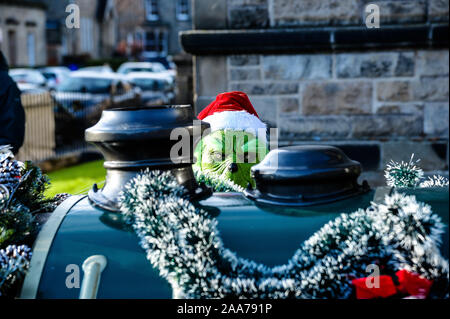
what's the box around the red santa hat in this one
[197,91,266,135]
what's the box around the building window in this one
[27,32,35,66]
[7,30,17,66]
[144,29,167,57]
[176,0,190,21]
[134,30,145,47]
[145,0,159,21]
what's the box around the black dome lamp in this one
[85,105,211,212]
[244,145,370,207]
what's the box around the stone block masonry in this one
[212,49,447,184]
[227,0,448,28]
[219,50,449,142]
[190,0,449,185]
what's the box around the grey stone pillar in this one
[192,0,227,29]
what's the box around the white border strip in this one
[20,195,86,299]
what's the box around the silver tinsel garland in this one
[1,144,70,296]
[119,169,449,299]
[420,175,450,188]
[0,145,22,191]
[385,154,424,188]
[384,153,449,189]
[0,245,31,296]
[193,166,244,193]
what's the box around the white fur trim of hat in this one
[201,110,267,137]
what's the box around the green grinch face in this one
[193,130,268,188]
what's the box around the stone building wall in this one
[0,1,47,66]
[159,1,192,56]
[225,50,448,139]
[116,0,146,43]
[76,0,101,58]
[187,0,449,185]
[116,0,192,56]
[193,0,449,29]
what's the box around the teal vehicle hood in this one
[21,187,449,299]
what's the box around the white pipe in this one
[79,255,107,299]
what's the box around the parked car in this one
[77,65,114,73]
[117,61,166,74]
[52,70,136,114]
[16,82,48,94]
[143,56,177,78]
[51,71,139,148]
[9,68,47,87]
[117,62,176,81]
[38,66,71,89]
[126,72,175,105]
[144,56,176,70]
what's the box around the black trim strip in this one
[180,24,449,55]
[0,0,47,10]
[432,25,450,46]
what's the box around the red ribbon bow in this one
[352,269,433,299]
